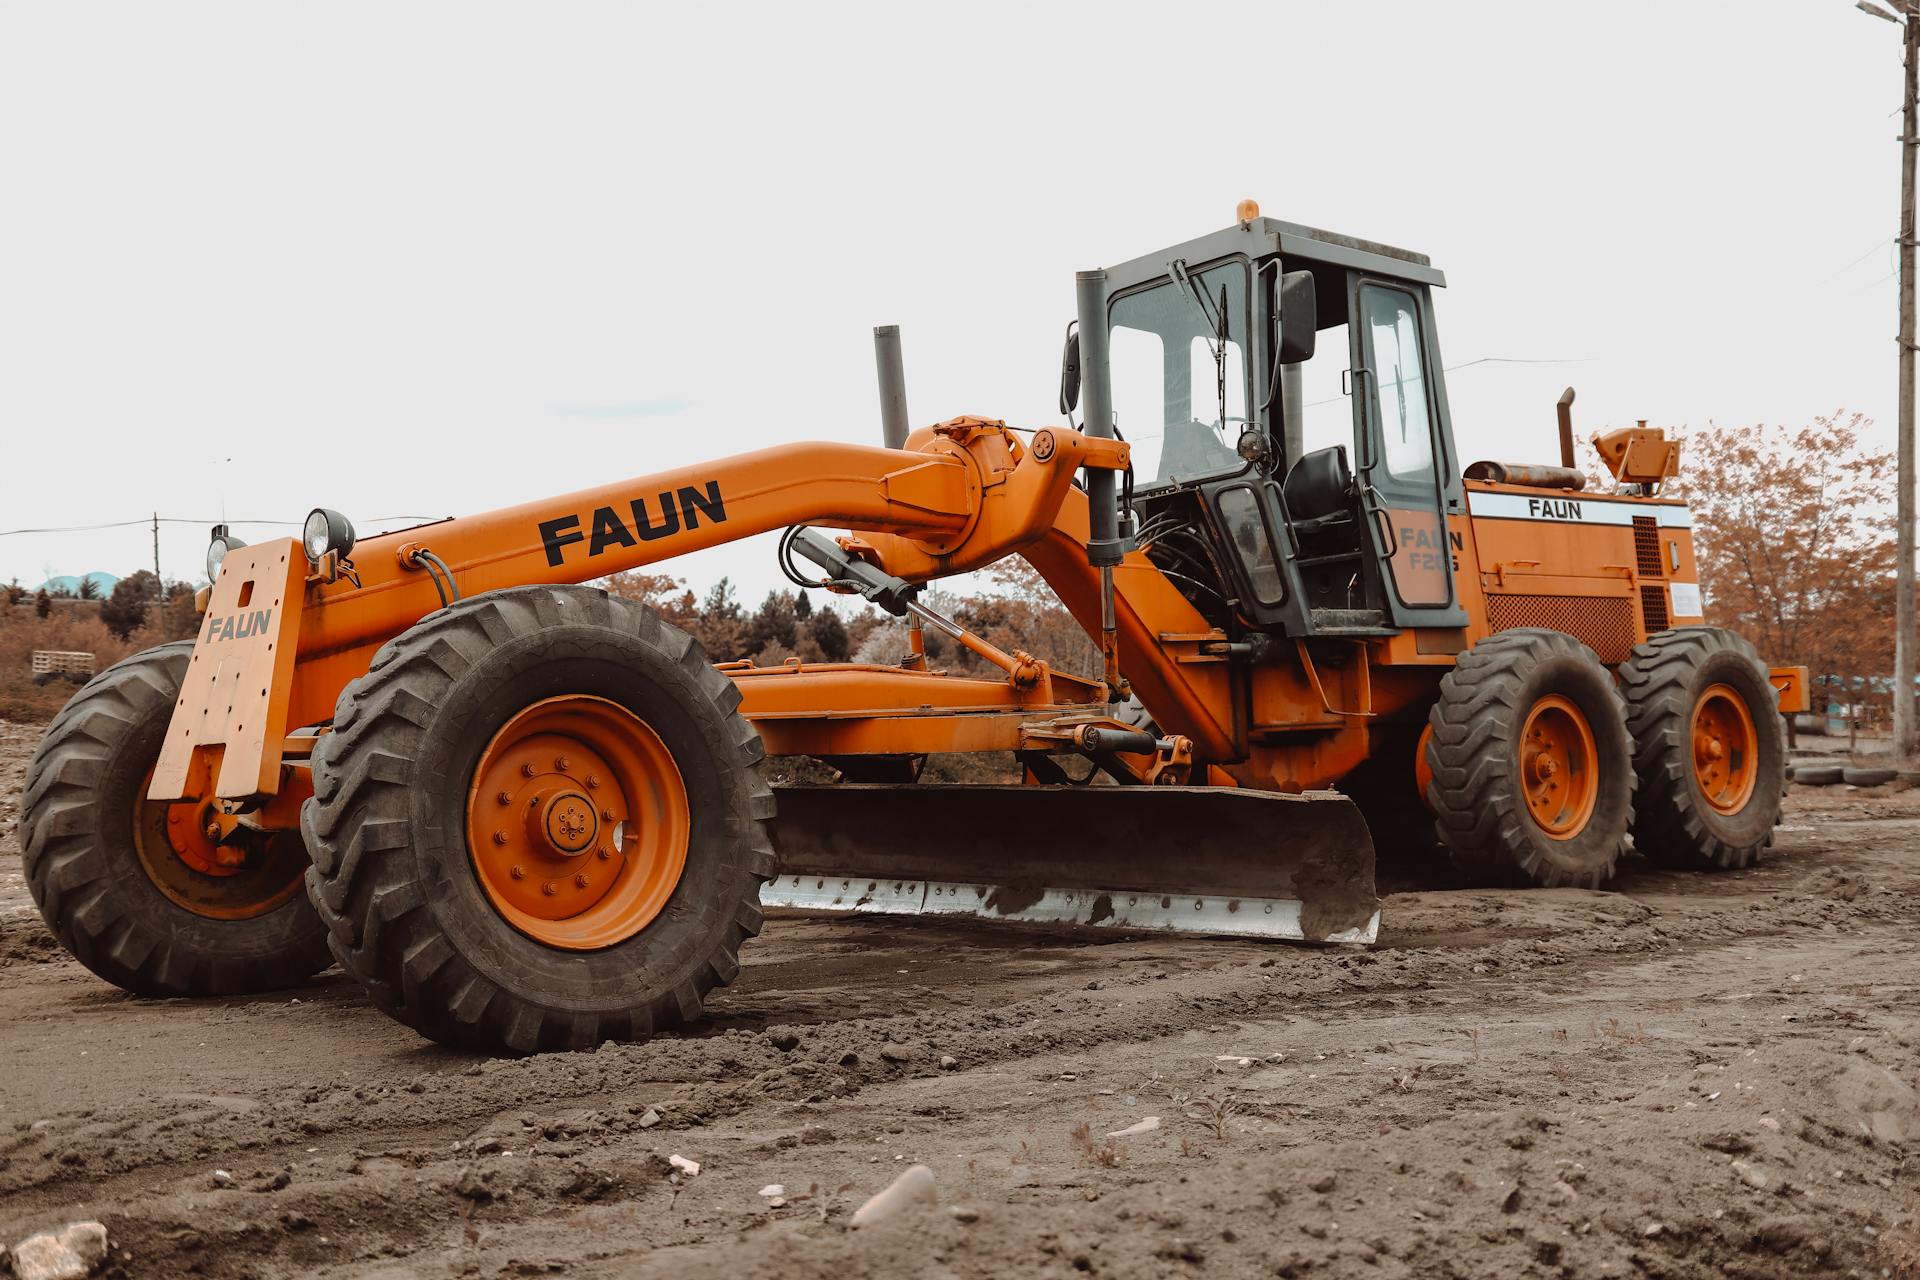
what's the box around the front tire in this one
[1619,627,1784,869]
[301,586,775,1054]
[1425,629,1635,888]
[21,642,330,995]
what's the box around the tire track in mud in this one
[3,850,1908,1280]
[5,744,1917,1278]
[40,900,1920,1280]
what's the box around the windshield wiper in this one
[1167,259,1231,434]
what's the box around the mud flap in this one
[764,784,1379,943]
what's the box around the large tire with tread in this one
[21,641,330,995]
[1619,627,1784,869]
[301,585,774,1054]
[1425,629,1635,888]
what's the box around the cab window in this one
[1358,285,1435,485]
[1108,261,1252,487]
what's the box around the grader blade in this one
[764,784,1380,943]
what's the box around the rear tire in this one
[301,586,775,1054]
[1620,627,1784,869]
[21,642,330,995]
[1425,629,1635,888]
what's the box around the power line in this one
[0,514,445,539]
[1303,354,1594,408]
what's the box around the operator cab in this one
[1066,208,1468,640]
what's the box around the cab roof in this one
[1104,216,1445,292]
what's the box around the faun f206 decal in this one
[539,481,728,567]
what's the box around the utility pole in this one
[1858,0,1920,761]
[152,512,164,611]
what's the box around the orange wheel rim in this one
[466,695,689,951]
[132,765,306,920]
[1691,683,1757,815]
[1518,694,1599,840]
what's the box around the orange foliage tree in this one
[1669,412,1895,734]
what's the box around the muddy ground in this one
[2,718,1918,1279]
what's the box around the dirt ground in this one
[2,718,1918,1280]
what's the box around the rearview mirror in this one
[1275,270,1317,365]
[1058,324,1081,415]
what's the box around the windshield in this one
[1108,261,1251,488]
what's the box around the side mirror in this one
[1058,324,1082,415]
[1275,270,1317,365]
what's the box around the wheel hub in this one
[466,696,689,950]
[1518,694,1599,840]
[1691,683,1757,815]
[135,767,307,920]
[530,788,599,857]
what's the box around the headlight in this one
[206,525,247,583]
[302,508,356,565]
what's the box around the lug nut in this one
[496,790,512,805]
[597,846,612,860]
[521,763,536,778]
[510,865,525,880]
[542,881,557,896]
[555,755,571,772]
[602,808,615,822]
[492,831,509,845]
[574,872,589,889]
[585,774,600,790]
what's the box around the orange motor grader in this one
[21,207,1807,1053]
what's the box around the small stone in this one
[950,1205,980,1224]
[879,1042,914,1064]
[758,1183,786,1198]
[637,1107,661,1130]
[1549,1180,1579,1206]
[10,1234,86,1280]
[1642,1222,1665,1238]
[1310,1174,1337,1194]
[472,1137,502,1154]
[1500,1187,1521,1213]
[1731,1159,1769,1190]
[1106,1116,1161,1139]
[669,1154,700,1177]
[851,1164,936,1227]
[939,1055,958,1071]
[12,1222,109,1280]
[209,1169,236,1189]
[1757,1117,1781,1131]
[768,1030,801,1053]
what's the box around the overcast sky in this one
[0,1,1907,601]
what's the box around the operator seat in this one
[1281,443,1372,621]
[1283,444,1356,531]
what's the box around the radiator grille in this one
[1486,593,1637,664]
[1633,517,1663,577]
[1640,584,1669,634]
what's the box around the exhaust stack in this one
[1073,273,1123,566]
[874,325,910,450]
[1557,386,1577,469]
[1074,270,1127,702]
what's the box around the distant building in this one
[36,572,119,596]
